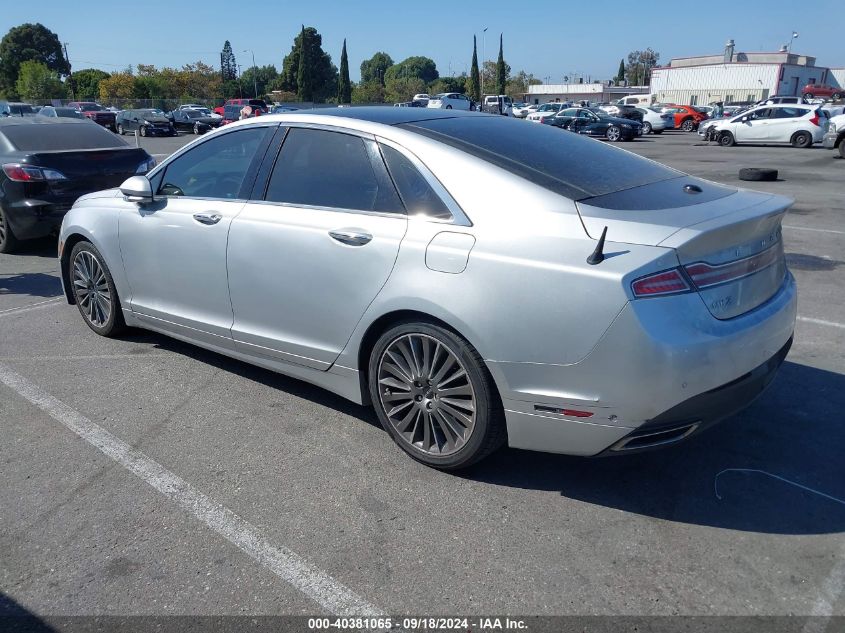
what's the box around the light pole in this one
[481,27,488,96]
[243,49,257,98]
[787,31,798,55]
[237,64,243,98]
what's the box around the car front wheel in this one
[642,121,652,134]
[193,123,201,135]
[139,126,147,137]
[681,118,696,132]
[117,124,124,135]
[718,131,736,147]
[368,321,506,470]
[69,241,126,337]
[605,125,621,141]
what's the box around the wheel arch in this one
[59,231,94,304]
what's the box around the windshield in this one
[1,122,128,151]
[139,109,164,118]
[401,116,678,200]
[79,104,104,112]
[184,111,203,119]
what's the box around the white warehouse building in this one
[650,41,841,105]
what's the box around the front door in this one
[228,126,408,370]
[735,107,772,142]
[119,125,275,347]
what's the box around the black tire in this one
[681,118,696,132]
[739,167,778,182]
[804,93,814,100]
[193,122,200,135]
[653,129,663,135]
[445,105,452,109]
[833,93,842,100]
[0,206,20,254]
[117,123,124,135]
[642,121,652,134]
[68,241,126,337]
[368,321,506,470]
[139,126,147,137]
[839,140,845,159]
[605,125,622,142]
[791,131,812,148]
[719,131,736,147]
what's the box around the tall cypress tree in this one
[338,39,351,104]
[616,58,625,83]
[495,34,506,95]
[220,40,237,81]
[296,25,313,101]
[467,35,480,103]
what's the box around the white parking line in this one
[0,363,383,617]
[784,225,845,236]
[0,297,63,316]
[797,316,845,330]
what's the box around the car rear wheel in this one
[69,241,126,337]
[833,93,842,100]
[369,322,506,470]
[791,131,812,148]
[719,131,736,147]
[117,124,124,135]
[0,207,20,254]
[605,125,621,142]
[681,118,696,132]
[642,121,652,134]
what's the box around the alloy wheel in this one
[642,121,652,134]
[377,333,476,456]
[72,250,112,327]
[606,126,621,141]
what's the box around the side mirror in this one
[120,176,153,203]
[741,116,750,122]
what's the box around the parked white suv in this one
[703,104,825,148]
[426,93,472,110]
[525,102,565,123]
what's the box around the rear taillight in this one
[2,163,67,182]
[631,269,691,297]
[683,245,780,289]
[810,112,820,126]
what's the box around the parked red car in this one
[66,102,117,131]
[212,98,268,116]
[801,84,844,100]
[665,105,708,132]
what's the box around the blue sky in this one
[4,1,842,82]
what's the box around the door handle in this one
[329,229,373,246]
[193,212,222,225]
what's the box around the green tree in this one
[281,26,337,102]
[384,76,426,104]
[351,79,385,103]
[15,60,64,101]
[430,76,466,95]
[505,70,540,97]
[495,34,506,95]
[337,39,351,104]
[99,72,136,102]
[71,68,110,100]
[220,40,237,82]
[360,52,393,85]
[295,25,312,101]
[467,35,480,103]
[625,48,659,86]
[616,58,625,84]
[384,56,438,85]
[240,65,278,98]
[0,23,70,98]
[481,60,510,95]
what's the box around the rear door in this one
[227,125,408,370]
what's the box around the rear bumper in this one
[492,272,797,456]
[823,131,840,149]
[2,198,71,239]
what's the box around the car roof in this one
[292,106,479,126]
[0,116,92,128]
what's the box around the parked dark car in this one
[36,106,86,119]
[269,105,299,114]
[1,102,37,117]
[66,102,117,131]
[546,107,594,129]
[115,109,177,136]
[169,108,221,134]
[615,104,644,123]
[213,98,268,116]
[0,118,154,253]
[567,109,643,141]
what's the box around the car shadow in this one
[0,592,57,632]
[5,236,57,258]
[0,272,63,298]
[462,360,845,535]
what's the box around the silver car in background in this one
[59,109,796,469]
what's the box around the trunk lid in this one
[576,176,790,320]
[27,148,148,199]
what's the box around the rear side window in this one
[380,144,451,220]
[158,127,270,199]
[0,122,127,151]
[265,128,402,213]
[773,107,809,118]
[402,116,678,200]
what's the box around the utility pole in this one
[63,42,75,101]
[243,49,257,98]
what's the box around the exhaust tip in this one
[610,422,700,452]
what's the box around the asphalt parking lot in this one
[1,127,844,627]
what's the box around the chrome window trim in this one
[375,136,472,227]
[240,199,409,221]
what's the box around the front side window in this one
[750,108,772,120]
[157,127,270,199]
[380,144,451,221]
[265,128,402,213]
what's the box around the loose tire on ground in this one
[739,168,778,182]
[368,321,506,470]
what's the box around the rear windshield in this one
[1,123,128,151]
[401,116,678,200]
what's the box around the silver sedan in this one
[58,108,796,469]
